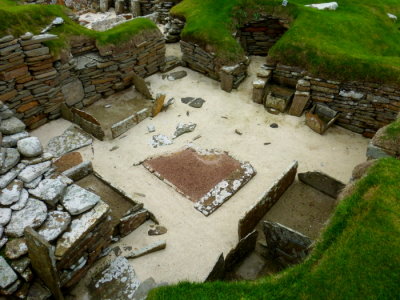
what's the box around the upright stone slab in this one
[24,227,64,300]
[288,91,310,116]
[132,73,153,99]
[298,171,345,198]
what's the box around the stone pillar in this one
[130,0,141,16]
[24,227,64,300]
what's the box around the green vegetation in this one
[0,0,156,53]
[171,0,400,83]
[383,118,400,139]
[148,157,400,299]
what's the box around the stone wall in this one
[0,29,165,130]
[139,0,181,22]
[252,63,400,137]
[238,17,288,56]
[180,40,249,90]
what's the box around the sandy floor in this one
[32,52,369,294]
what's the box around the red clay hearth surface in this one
[143,148,256,216]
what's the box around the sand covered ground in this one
[32,52,369,296]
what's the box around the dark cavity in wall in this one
[238,17,288,56]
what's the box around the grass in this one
[0,0,157,54]
[148,157,400,299]
[383,118,400,140]
[171,0,400,84]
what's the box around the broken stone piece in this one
[148,226,167,236]
[150,134,173,148]
[61,184,100,215]
[0,256,18,289]
[17,137,43,158]
[173,122,197,139]
[29,178,67,206]
[125,240,166,259]
[38,211,71,242]
[10,257,30,274]
[270,123,279,128]
[189,98,205,108]
[2,131,30,147]
[5,198,47,237]
[0,148,20,175]
[181,97,195,104]
[5,237,28,260]
[147,125,156,133]
[167,70,187,81]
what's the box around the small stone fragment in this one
[109,146,119,152]
[167,70,187,81]
[5,238,28,260]
[61,184,100,215]
[235,129,243,135]
[181,97,195,104]
[173,122,196,139]
[189,98,205,108]
[150,134,173,148]
[147,125,156,133]
[17,137,43,158]
[270,123,279,128]
[148,226,167,236]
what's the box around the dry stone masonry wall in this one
[0,29,165,130]
[252,62,400,136]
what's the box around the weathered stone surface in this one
[62,161,93,181]
[18,161,52,183]
[61,79,84,106]
[0,256,18,289]
[29,178,67,206]
[17,137,43,158]
[38,211,71,242]
[366,142,392,160]
[0,148,20,174]
[167,70,187,81]
[5,237,28,259]
[24,227,64,300]
[5,198,47,237]
[0,179,23,206]
[238,161,298,239]
[2,131,30,147]
[55,201,109,258]
[189,98,205,108]
[125,240,166,259]
[298,171,345,198]
[46,126,93,157]
[10,257,30,274]
[0,117,26,135]
[89,257,140,300]
[0,163,25,189]
[148,225,167,236]
[119,209,148,237]
[173,122,196,139]
[0,237,7,249]
[0,108,14,120]
[0,207,12,226]
[26,279,52,300]
[371,124,400,157]
[225,230,258,271]
[265,93,289,113]
[132,73,153,99]
[152,93,166,117]
[288,92,310,117]
[150,134,173,148]
[20,33,58,46]
[205,253,225,282]
[61,184,100,215]
[24,176,42,189]
[263,221,312,267]
[10,188,29,210]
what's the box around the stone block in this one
[61,79,84,107]
[288,91,310,117]
[298,171,345,198]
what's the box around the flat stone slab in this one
[5,198,47,237]
[46,126,93,157]
[61,184,100,215]
[89,257,140,300]
[18,161,52,183]
[0,179,23,206]
[0,117,26,135]
[38,211,71,242]
[180,97,206,108]
[29,178,67,206]
[167,70,187,81]
[0,256,18,289]
[2,131,30,147]
[55,201,109,258]
[298,171,345,198]
[125,240,166,259]
[17,137,43,158]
